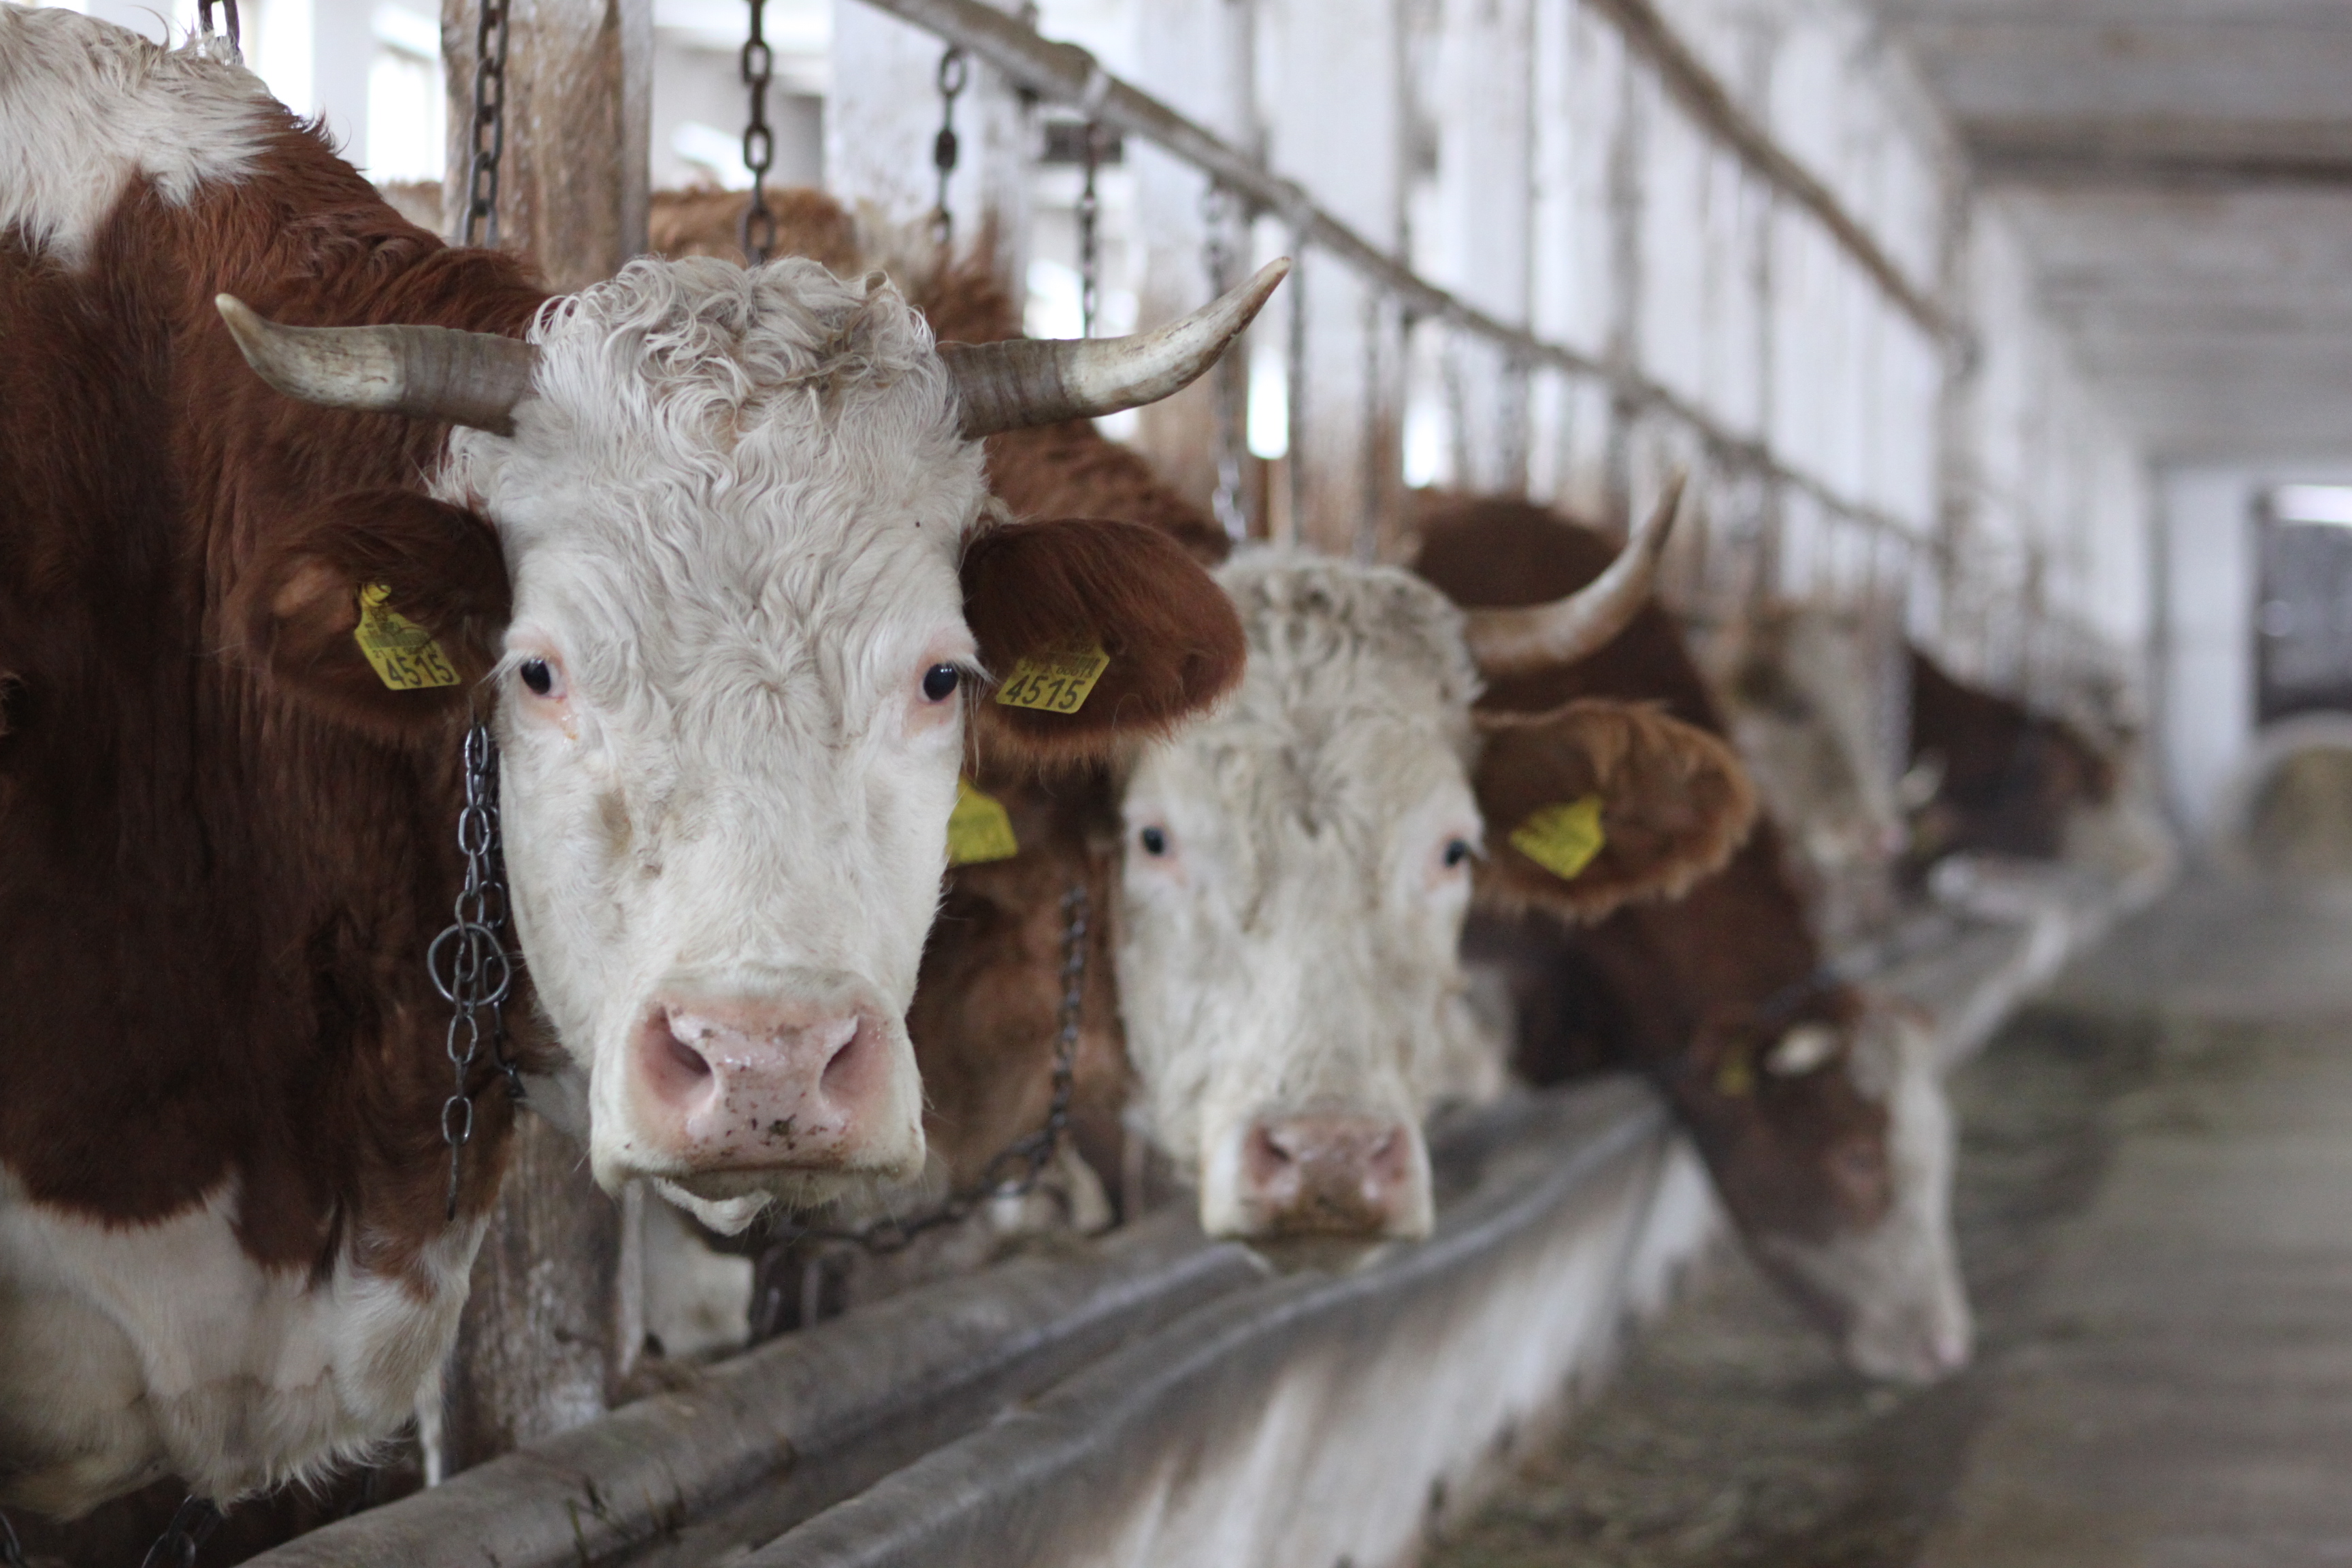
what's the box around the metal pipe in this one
[853,0,1921,542]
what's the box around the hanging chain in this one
[738,0,777,264]
[1203,183,1248,538]
[194,0,241,56]
[1077,122,1105,339]
[136,1498,222,1568]
[930,47,968,250]
[798,885,1088,1255]
[428,717,521,1222]
[459,0,511,248]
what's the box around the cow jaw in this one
[436,259,983,1226]
[1755,1011,1972,1383]
[1117,552,1494,1244]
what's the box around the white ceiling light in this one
[2272,484,2352,528]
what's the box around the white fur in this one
[0,6,274,269]
[440,257,987,1222]
[1757,1007,1973,1383]
[0,1172,484,1516]
[1115,551,1498,1239]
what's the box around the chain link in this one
[797,885,1088,1255]
[136,1498,221,1568]
[429,717,521,1221]
[459,0,510,248]
[194,0,241,56]
[1202,183,1248,538]
[0,1507,25,1568]
[930,47,968,251]
[738,0,777,263]
[1077,122,1104,339]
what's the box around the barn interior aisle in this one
[1429,862,2352,1568]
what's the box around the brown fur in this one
[1415,497,1896,1254]
[1907,646,2116,868]
[0,114,540,1307]
[1472,698,1757,924]
[962,518,1245,768]
[230,489,512,743]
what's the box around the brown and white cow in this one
[0,14,1262,1517]
[1418,497,1971,1384]
[1905,645,2118,874]
[1113,495,1758,1242]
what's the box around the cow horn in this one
[214,295,540,437]
[941,259,1290,440]
[1461,472,1686,676]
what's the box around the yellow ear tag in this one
[946,778,1021,866]
[994,645,1111,715]
[1509,794,1608,882]
[353,584,461,690]
[1714,1049,1757,1099]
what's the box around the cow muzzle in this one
[1215,1111,1432,1240]
[627,989,920,1177]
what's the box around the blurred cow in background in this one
[1418,499,1972,1384]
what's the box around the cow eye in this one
[1139,826,1169,856]
[921,664,961,702]
[519,658,555,697]
[1443,838,1473,868]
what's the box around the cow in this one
[1415,497,1972,1384]
[1113,489,1759,1242]
[1905,644,2117,873]
[0,14,1266,1520]
[1712,601,1907,949]
[649,191,1746,1278]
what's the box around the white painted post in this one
[1126,0,1259,521]
[1260,0,1407,557]
[1428,0,1535,497]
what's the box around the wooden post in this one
[434,0,650,1473]
[440,0,651,287]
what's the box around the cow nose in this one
[1237,1113,1424,1238]
[633,995,896,1170]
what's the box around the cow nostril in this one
[663,1026,713,1081]
[815,1017,868,1098]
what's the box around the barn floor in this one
[1428,871,2352,1568]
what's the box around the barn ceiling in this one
[1877,0,2352,464]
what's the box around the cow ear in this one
[230,488,510,744]
[962,517,1244,768]
[1473,698,1757,924]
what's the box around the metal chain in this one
[738,0,777,264]
[136,1497,222,1568]
[1077,122,1104,339]
[1202,183,1248,538]
[194,0,241,56]
[798,885,1088,1255]
[0,1507,24,1568]
[459,0,510,248]
[428,717,521,1222]
[930,47,968,250]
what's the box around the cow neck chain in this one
[798,884,1088,1256]
[429,718,523,1222]
[135,1497,221,1568]
[930,47,968,252]
[460,0,510,248]
[1077,120,1104,338]
[738,0,776,263]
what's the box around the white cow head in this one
[1117,540,1756,1242]
[218,257,1276,1228]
